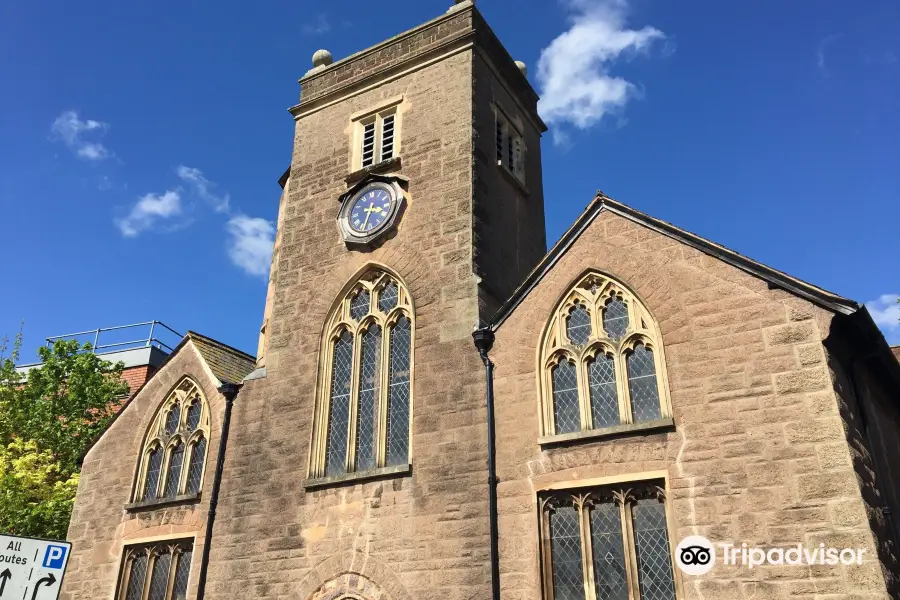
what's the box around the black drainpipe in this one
[196,382,240,600]
[472,327,500,600]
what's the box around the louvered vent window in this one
[361,122,376,168]
[355,107,400,171]
[380,114,395,162]
[495,108,525,183]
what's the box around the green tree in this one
[0,330,129,538]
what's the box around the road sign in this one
[0,534,71,600]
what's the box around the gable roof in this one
[77,331,254,465]
[892,346,900,363]
[187,331,256,385]
[492,193,860,329]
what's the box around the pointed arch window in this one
[311,268,414,480]
[538,272,672,440]
[133,377,210,503]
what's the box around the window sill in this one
[125,492,201,512]
[346,156,403,185]
[304,463,411,490]
[539,418,675,447]
[496,162,529,197]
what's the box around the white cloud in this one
[537,0,664,140]
[177,165,230,213]
[116,190,182,237]
[51,110,112,161]
[866,294,900,343]
[817,33,842,76]
[226,215,275,278]
[302,14,330,35]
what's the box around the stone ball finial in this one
[515,61,527,77]
[312,49,333,68]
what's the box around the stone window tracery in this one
[311,267,413,479]
[539,482,677,600]
[134,377,210,502]
[539,272,672,439]
[117,539,193,600]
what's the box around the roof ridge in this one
[186,330,256,362]
[490,191,858,329]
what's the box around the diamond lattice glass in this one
[588,354,619,428]
[550,504,585,600]
[355,325,382,472]
[552,360,581,434]
[589,502,628,600]
[143,448,162,501]
[325,331,354,477]
[632,499,676,600]
[566,304,592,346]
[350,289,371,321]
[627,345,661,422]
[603,298,629,339]
[186,437,206,494]
[124,552,148,600]
[385,316,411,467]
[164,441,184,498]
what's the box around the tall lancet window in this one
[538,271,672,440]
[311,267,414,479]
[133,377,210,503]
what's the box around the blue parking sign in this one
[42,544,68,569]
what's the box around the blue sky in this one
[1,0,898,362]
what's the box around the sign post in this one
[0,534,70,600]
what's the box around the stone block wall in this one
[63,343,226,600]
[204,48,496,600]
[489,209,891,599]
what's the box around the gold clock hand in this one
[362,202,375,229]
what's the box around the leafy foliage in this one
[0,331,129,538]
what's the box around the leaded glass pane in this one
[603,298,628,339]
[632,499,676,600]
[549,504,584,600]
[171,549,193,600]
[378,281,399,313]
[588,354,619,428]
[627,345,661,422]
[165,404,180,435]
[589,502,628,600]
[147,551,171,600]
[386,316,411,467]
[187,437,206,494]
[355,325,382,472]
[350,289,370,321]
[124,552,148,600]
[143,447,162,501]
[552,360,581,434]
[325,331,353,477]
[566,304,591,346]
[186,398,202,430]
[164,441,184,498]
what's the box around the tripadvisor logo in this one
[674,535,868,575]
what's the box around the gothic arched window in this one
[538,272,672,439]
[311,268,414,479]
[134,377,210,502]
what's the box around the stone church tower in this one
[62,2,900,600]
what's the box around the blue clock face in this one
[349,186,393,233]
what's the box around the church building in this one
[62,1,900,599]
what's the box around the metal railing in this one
[46,321,183,354]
